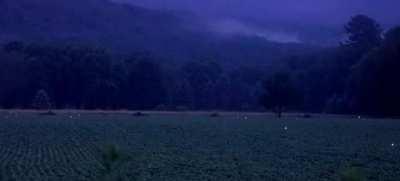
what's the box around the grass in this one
[0,111,399,180]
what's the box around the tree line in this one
[260,15,400,117]
[0,14,399,117]
[0,42,265,111]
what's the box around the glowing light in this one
[284,126,288,130]
[391,143,395,147]
[357,116,361,119]
[244,116,248,120]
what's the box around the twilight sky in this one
[115,0,400,26]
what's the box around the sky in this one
[114,0,400,26]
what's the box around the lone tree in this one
[260,72,301,118]
[32,89,52,112]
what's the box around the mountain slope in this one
[0,0,318,67]
[0,0,182,48]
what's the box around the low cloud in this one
[209,19,301,43]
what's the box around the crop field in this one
[0,111,399,180]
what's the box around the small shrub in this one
[302,114,312,118]
[32,89,53,115]
[132,112,148,117]
[101,145,121,172]
[39,110,56,116]
[33,89,51,109]
[210,112,220,117]
[340,167,365,181]
[99,144,128,181]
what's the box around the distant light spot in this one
[244,116,248,120]
[391,143,395,147]
[357,116,361,119]
[284,126,288,131]
[69,116,73,119]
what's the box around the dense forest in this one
[0,41,265,111]
[0,0,399,117]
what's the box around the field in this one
[0,111,399,180]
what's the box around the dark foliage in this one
[125,58,165,110]
[39,110,57,116]
[344,14,382,58]
[132,112,149,117]
[0,42,268,110]
[302,114,313,119]
[347,27,400,117]
[210,112,220,117]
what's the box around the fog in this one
[209,19,301,43]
